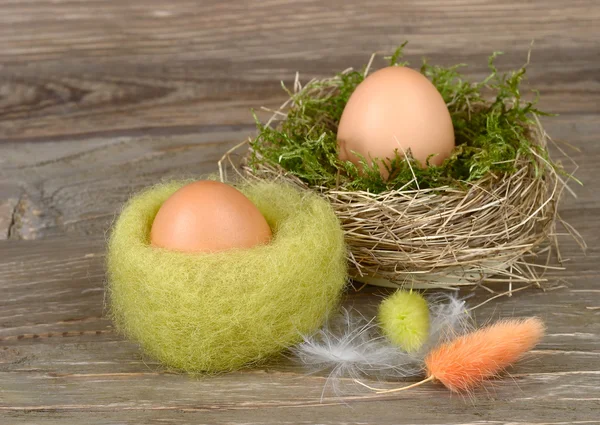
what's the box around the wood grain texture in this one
[0,0,599,423]
[1,127,251,238]
[0,0,598,140]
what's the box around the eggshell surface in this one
[337,66,455,177]
[150,180,272,253]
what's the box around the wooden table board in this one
[1,1,599,423]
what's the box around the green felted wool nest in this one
[220,44,582,290]
[106,181,347,373]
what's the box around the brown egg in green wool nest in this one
[337,66,455,179]
[106,181,348,373]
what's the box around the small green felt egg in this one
[378,290,430,352]
[107,181,347,373]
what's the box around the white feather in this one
[418,292,472,357]
[290,308,420,398]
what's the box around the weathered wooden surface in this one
[1,1,599,423]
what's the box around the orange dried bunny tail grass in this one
[424,317,545,392]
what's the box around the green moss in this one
[107,181,347,373]
[248,44,559,193]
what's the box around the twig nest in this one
[219,47,581,290]
[239,128,560,289]
[107,181,347,372]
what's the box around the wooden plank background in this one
[1,1,598,423]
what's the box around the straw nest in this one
[220,49,581,291]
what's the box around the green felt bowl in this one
[106,181,347,372]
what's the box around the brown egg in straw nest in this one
[219,44,585,292]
